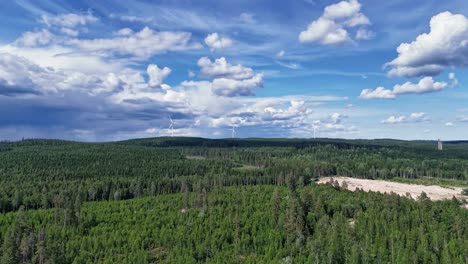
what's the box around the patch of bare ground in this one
[318,177,468,208]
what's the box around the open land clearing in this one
[318,177,468,208]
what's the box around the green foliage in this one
[0,185,466,263]
[0,137,466,262]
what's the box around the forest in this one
[0,137,467,263]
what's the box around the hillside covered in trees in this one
[0,137,467,263]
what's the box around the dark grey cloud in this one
[0,79,42,97]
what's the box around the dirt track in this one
[318,177,467,207]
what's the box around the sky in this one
[0,0,467,141]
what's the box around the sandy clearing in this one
[318,177,467,208]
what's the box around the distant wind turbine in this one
[231,126,237,138]
[168,117,174,137]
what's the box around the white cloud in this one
[322,0,362,20]
[114,28,134,36]
[355,28,375,40]
[60,27,79,37]
[409,112,429,122]
[204,33,233,51]
[0,44,123,75]
[205,98,355,137]
[147,64,171,88]
[41,12,98,28]
[359,87,395,99]
[15,30,54,46]
[299,0,370,45]
[276,50,285,57]
[238,13,256,24]
[393,77,448,95]
[68,27,202,59]
[386,12,468,77]
[329,112,347,124]
[197,57,263,97]
[198,57,255,79]
[211,74,263,97]
[457,116,468,122]
[381,116,406,124]
[40,12,98,38]
[114,15,154,23]
[449,72,459,87]
[299,17,351,45]
[445,122,454,126]
[0,52,122,95]
[387,65,444,77]
[360,75,454,99]
[381,112,429,124]
[275,61,302,70]
[344,13,370,27]
[0,8,367,140]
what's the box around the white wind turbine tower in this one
[230,126,237,138]
[311,120,320,139]
[168,117,174,137]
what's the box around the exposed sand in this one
[318,177,467,208]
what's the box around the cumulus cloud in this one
[445,122,454,126]
[299,17,351,45]
[0,10,360,140]
[114,28,134,36]
[204,33,233,51]
[328,113,347,124]
[197,57,263,97]
[393,77,448,95]
[147,64,171,88]
[68,27,202,59]
[0,53,57,95]
[211,74,263,97]
[306,113,355,134]
[206,98,355,137]
[322,0,363,20]
[381,116,407,124]
[359,87,395,99]
[198,57,254,79]
[0,52,125,95]
[381,112,429,124]
[386,12,468,77]
[15,30,54,47]
[299,0,372,45]
[360,75,454,99]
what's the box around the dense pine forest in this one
[0,137,467,263]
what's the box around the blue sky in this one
[0,0,467,141]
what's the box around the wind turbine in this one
[312,125,318,139]
[168,117,174,137]
[230,126,237,138]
